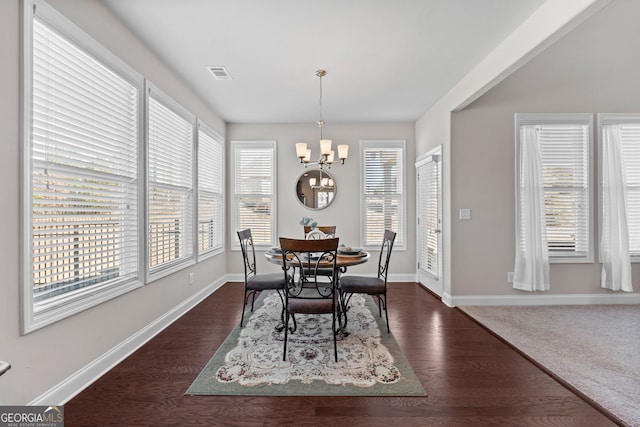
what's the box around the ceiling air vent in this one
[207,66,232,81]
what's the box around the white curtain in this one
[514,125,550,291]
[600,125,633,292]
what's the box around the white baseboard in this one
[388,274,417,282]
[225,273,244,282]
[417,277,442,297]
[449,292,640,307]
[29,275,229,406]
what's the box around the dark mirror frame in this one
[295,169,336,210]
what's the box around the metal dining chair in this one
[339,229,396,333]
[237,229,288,327]
[279,237,341,362]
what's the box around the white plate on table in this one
[338,248,362,256]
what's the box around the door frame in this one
[415,145,443,297]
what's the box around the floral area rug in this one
[185,291,425,396]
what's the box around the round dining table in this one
[264,249,370,271]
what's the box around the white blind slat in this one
[198,127,224,253]
[233,142,275,247]
[148,93,194,271]
[362,143,405,248]
[518,121,591,257]
[31,18,139,313]
[418,159,439,276]
[603,121,640,255]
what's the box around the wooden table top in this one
[264,250,370,268]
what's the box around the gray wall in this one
[450,0,640,297]
[0,0,227,404]
[226,122,417,278]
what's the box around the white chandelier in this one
[295,70,348,169]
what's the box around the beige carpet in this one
[460,304,640,427]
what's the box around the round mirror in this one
[296,169,336,210]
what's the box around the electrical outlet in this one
[189,272,194,285]
[507,272,514,283]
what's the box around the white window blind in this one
[232,141,276,248]
[26,11,141,330]
[516,114,592,260]
[621,124,640,256]
[599,115,640,257]
[361,141,405,249]
[418,155,440,277]
[147,88,194,275]
[197,123,224,256]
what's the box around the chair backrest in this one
[237,229,257,279]
[377,230,397,282]
[305,229,326,240]
[303,225,336,238]
[280,237,339,298]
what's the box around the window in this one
[515,114,593,261]
[22,1,143,332]
[147,84,195,278]
[231,141,276,249]
[416,147,441,279]
[360,140,406,250]
[598,114,640,259]
[197,122,224,257]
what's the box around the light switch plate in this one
[459,208,471,220]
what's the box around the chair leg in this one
[274,290,286,332]
[341,292,354,330]
[332,311,338,362]
[250,291,257,312]
[240,289,249,327]
[283,310,289,361]
[382,293,390,333]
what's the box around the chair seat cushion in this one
[247,273,286,291]
[288,296,334,314]
[340,275,385,294]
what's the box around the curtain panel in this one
[600,125,633,292]
[514,126,550,291]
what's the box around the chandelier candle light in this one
[295,70,348,169]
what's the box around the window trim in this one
[359,140,407,251]
[196,120,225,260]
[230,140,277,251]
[515,113,594,263]
[597,113,640,262]
[145,81,197,282]
[21,0,145,333]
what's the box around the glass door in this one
[416,146,442,295]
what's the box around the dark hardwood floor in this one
[64,282,620,426]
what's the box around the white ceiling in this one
[101,0,545,124]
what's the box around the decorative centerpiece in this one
[299,216,317,230]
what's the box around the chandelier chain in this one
[317,69,325,139]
